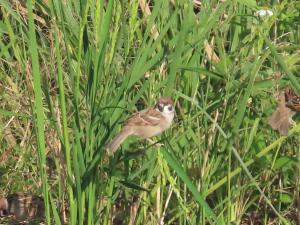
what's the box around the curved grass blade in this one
[206,122,300,196]
[232,147,290,225]
[160,148,221,225]
[263,35,300,94]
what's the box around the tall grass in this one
[0,0,300,224]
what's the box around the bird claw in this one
[154,143,164,147]
[146,139,164,147]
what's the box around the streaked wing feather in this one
[125,108,163,126]
[285,86,300,112]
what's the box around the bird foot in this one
[146,139,164,147]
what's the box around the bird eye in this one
[168,105,173,111]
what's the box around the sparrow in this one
[268,89,296,135]
[0,193,44,220]
[106,96,175,153]
[284,85,300,112]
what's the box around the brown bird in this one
[0,193,44,220]
[268,87,299,135]
[284,86,300,112]
[106,97,175,153]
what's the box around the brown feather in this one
[285,86,300,112]
[125,108,164,126]
[268,91,295,135]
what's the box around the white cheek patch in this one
[162,107,174,124]
[163,105,173,113]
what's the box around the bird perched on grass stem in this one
[106,97,175,153]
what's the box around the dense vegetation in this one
[0,0,299,224]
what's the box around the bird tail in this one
[106,129,132,153]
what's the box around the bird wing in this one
[125,108,164,126]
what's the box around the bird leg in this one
[146,138,164,147]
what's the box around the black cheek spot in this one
[158,105,164,112]
[0,209,8,216]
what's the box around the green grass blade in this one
[232,147,290,225]
[263,35,300,93]
[206,122,300,196]
[160,148,221,225]
[27,0,50,223]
